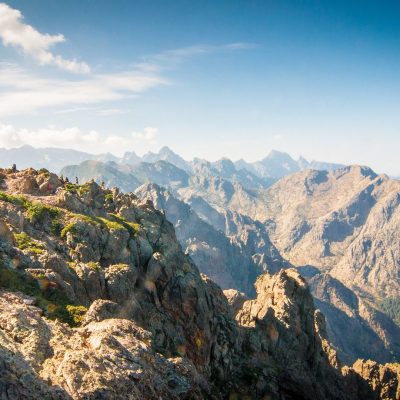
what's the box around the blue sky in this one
[0,1,400,174]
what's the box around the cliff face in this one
[0,168,397,399]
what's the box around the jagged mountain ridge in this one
[58,156,400,365]
[0,167,394,399]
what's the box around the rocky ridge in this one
[0,167,396,399]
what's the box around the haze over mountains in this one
[0,144,344,181]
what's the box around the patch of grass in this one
[78,182,93,195]
[14,232,45,255]
[64,183,80,192]
[64,182,94,196]
[0,191,28,207]
[105,193,114,202]
[108,213,140,236]
[60,214,101,239]
[30,271,46,280]
[60,222,78,239]
[98,217,126,231]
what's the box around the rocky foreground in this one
[0,168,399,399]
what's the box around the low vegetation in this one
[60,212,140,241]
[0,190,62,225]
[14,232,45,255]
[66,305,88,326]
[0,261,86,326]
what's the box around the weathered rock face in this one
[343,360,400,400]
[0,168,397,399]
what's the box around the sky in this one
[0,1,400,175]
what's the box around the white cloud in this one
[0,63,167,117]
[0,122,159,155]
[0,36,255,117]
[132,127,158,141]
[0,3,90,73]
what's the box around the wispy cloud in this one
[0,3,90,74]
[0,8,256,118]
[137,42,257,71]
[0,63,167,117]
[0,122,159,155]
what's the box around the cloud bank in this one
[0,2,90,73]
[0,122,159,155]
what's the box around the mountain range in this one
[2,144,400,370]
[56,149,400,366]
[0,167,398,399]
[0,144,344,181]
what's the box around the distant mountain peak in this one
[264,149,294,160]
[158,145,177,156]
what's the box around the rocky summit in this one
[0,167,398,399]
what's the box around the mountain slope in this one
[61,160,189,193]
[135,183,288,295]
[261,166,400,299]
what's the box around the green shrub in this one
[66,305,88,326]
[25,202,61,224]
[105,193,114,202]
[86,261,100,271]
[38,168,50,177]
